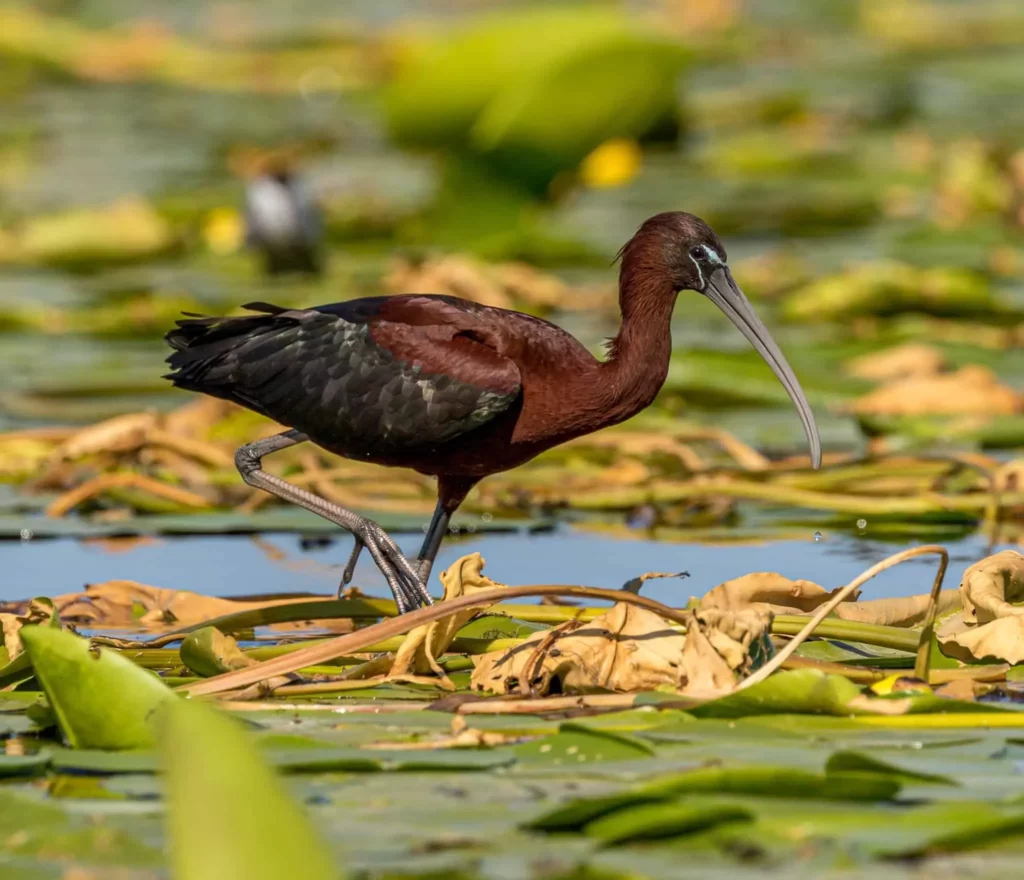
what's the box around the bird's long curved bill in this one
[705,267,821,468]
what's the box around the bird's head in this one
[621,211,822,469]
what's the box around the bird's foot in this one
[336,530,433,614]
[337,538,364,595]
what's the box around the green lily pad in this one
[641,765,901,802]
[20,627,176,750]
[46,748,160,775]
[583,800,753,845]
[180,626,255,678]
[0,753,49,778]
[514,723,655,766]
[824,749,958,785]
[689,669,862,719]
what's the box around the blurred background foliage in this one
[0,0,1023,537]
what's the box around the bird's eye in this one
[689,246,706,261]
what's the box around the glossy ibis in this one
[243,167,322,276]
[165,211,820,613]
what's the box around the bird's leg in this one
[338,538,364,596]
[235,430,433,613]
[415,500,451,583]
[337,500,449,594]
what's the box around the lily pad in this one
[583,800,752,846]
[513,723,655,765]
[20,626,175,749]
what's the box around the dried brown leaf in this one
[390,552,506,685]
[700,571,856,615]
[993,459,1024,493]
[849,365,1022,416]
[831,591,962,627]
[49,580,335,631]
[470,601,770,699]
[683,608,772,698]
[700,565,960,628]
[384,255,612,313]
[939,616,1024,664]
[0,598,55,663]
[845,343,946,382]
[471,602,684,696]
[51,412,159,461]
[384,255,513,309]
[958,549,1024,625]
[45,472,211,517]
[933,678,981,701]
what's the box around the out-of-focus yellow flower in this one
[869,673,932,696]
[203,207,244,255]
[579,138,642,189]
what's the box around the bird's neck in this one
[599,276,676,423]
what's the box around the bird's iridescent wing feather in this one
[164,297,521,452]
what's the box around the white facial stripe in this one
[689,254,705,290]
[689,245,725,290]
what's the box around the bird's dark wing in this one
[164,297,521,452]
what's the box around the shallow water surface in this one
[0,526,1004,607]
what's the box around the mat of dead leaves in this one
[3,546,1024,877]
[6,543,1015,701]
[1,377,1023,541]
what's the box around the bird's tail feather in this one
[163,305,297,414]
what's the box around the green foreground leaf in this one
[21,627,175,750]
[159,698,339,880]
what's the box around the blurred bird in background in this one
[233,148,323,277]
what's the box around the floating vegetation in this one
[0,547,1022,874]
[0,5,376,95]
[0,199,176,270]
[383,8,689,194]
[0,403,1021,538]
[780,262,1003,322]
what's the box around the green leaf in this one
[0,753,49,777]
[471,35,687,190]
[525,792,658,832]
[46,747,160,775]
[583,801,752,846]
[383,8,686,190]
[781,262,1000,322]
[825,750,958,785]
[159,697,339,880]
[0,786,161,868]
[640,765,901,802]
[455,614,548,641]
[180,626,256,677]
[20,626,175,750]
[266,747,514,773]
[514,723,655,765]
[689,669,862,719]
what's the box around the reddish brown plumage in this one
[166,211,820,604]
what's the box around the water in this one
[2,1,1021,610]
[0,526,1002,607]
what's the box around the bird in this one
[243,166,323,277]
[164,211,821,614]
